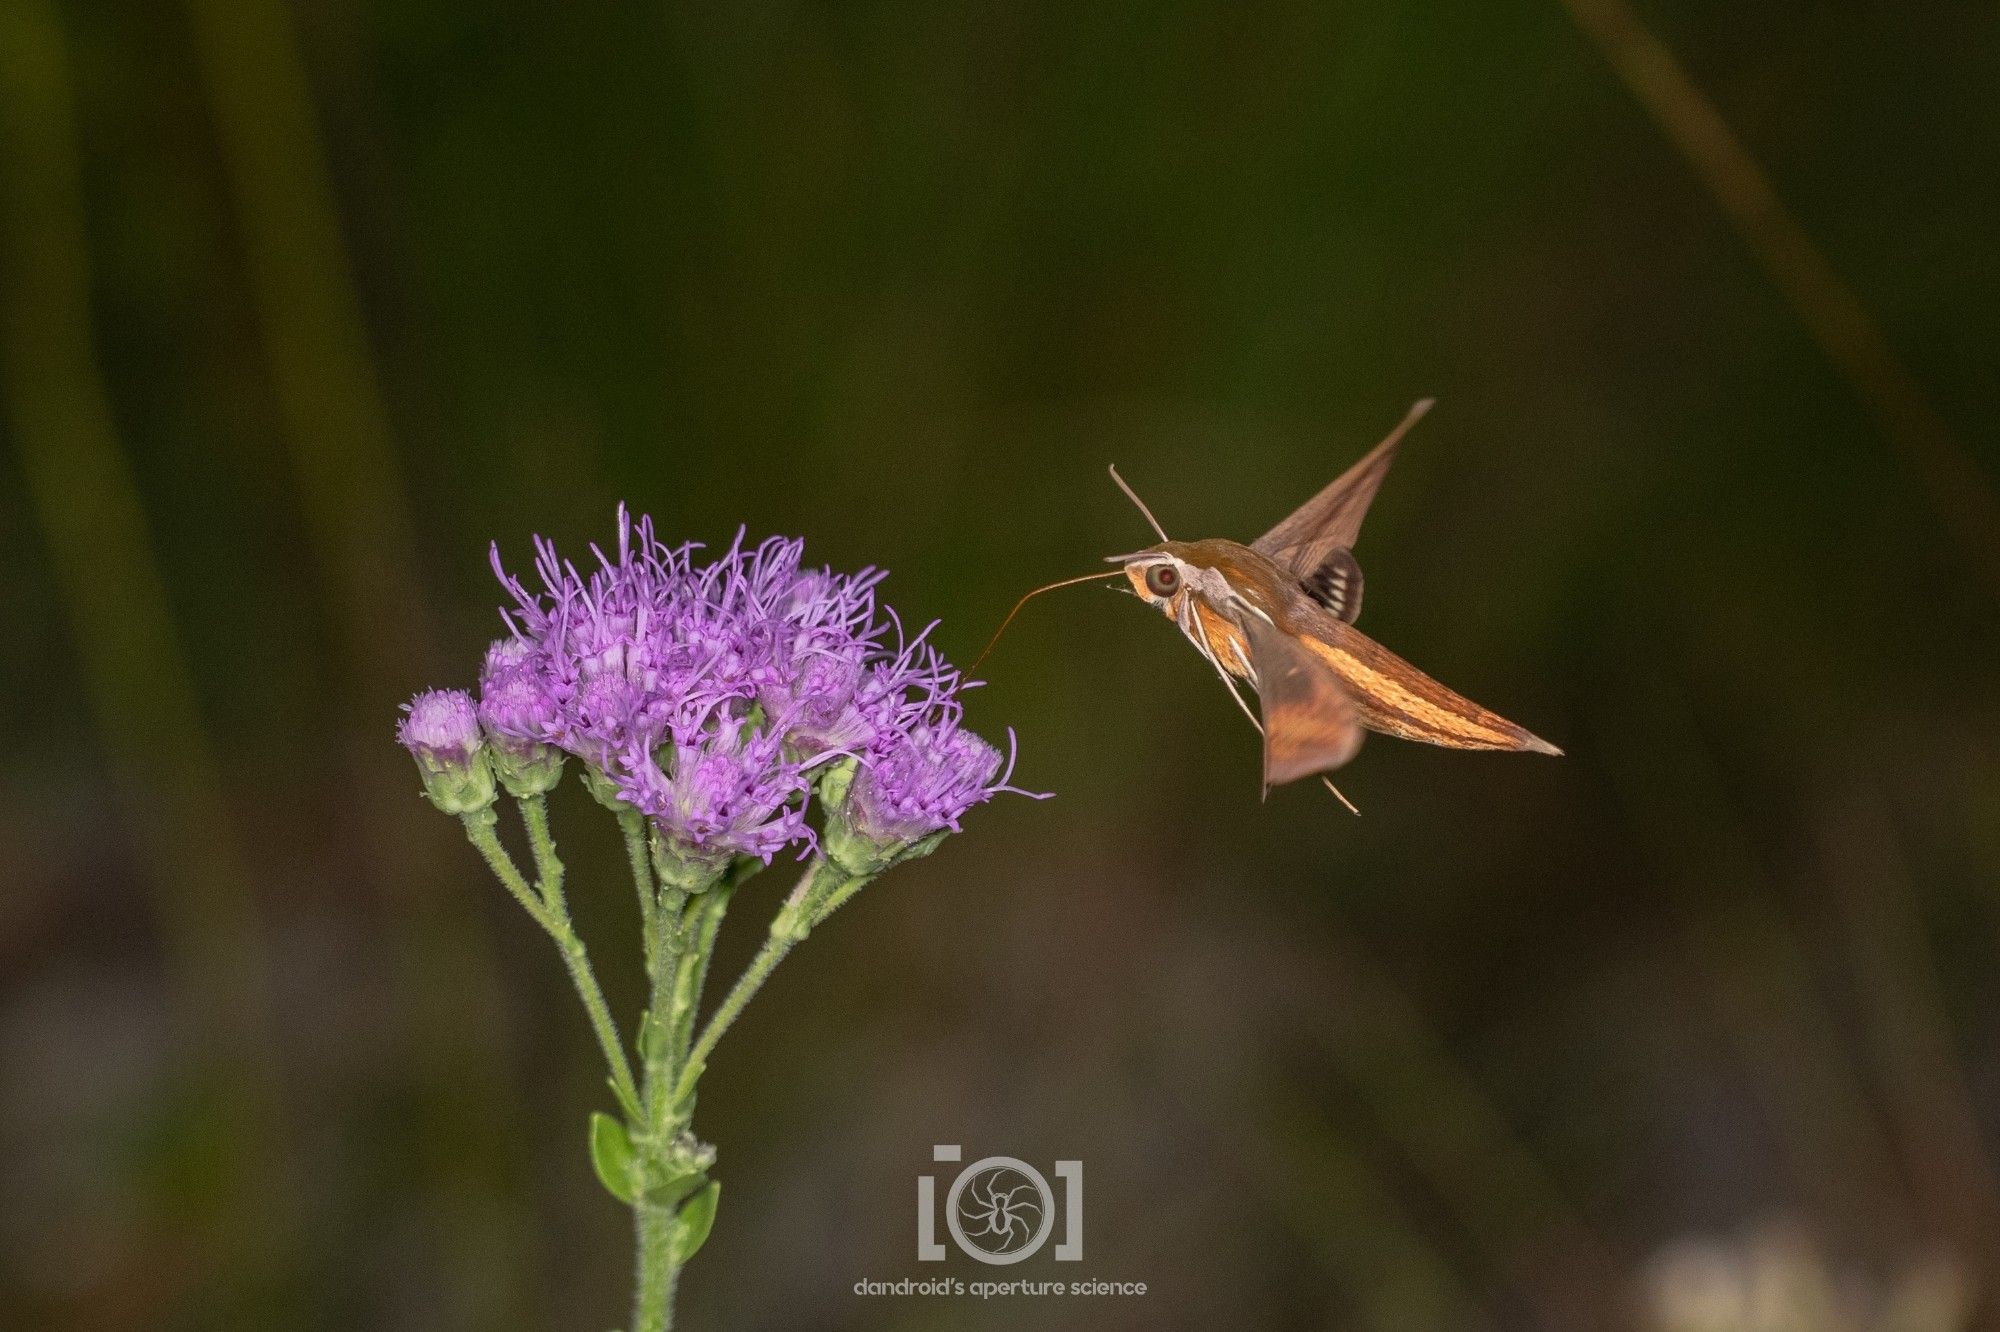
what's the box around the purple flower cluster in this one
[438,506,1023,867]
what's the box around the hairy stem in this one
[668,883,732,1067]
[643,882,689,1128]
[669,858,765,1064]
[625,852,781,1330]
[461,808,552,928]
[632,1200,680,1332]
[517,793,565,911]
[676,859,861,1104]
[629,842,714,1332]
[619,807,657,967]
[514,796,638,1111]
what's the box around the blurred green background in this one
[3,0,1998,1328]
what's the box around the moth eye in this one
[1145,564,1180,597]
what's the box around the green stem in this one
[642,881,689,1128]
[809,871,873,927]
[675,859,862,1105]
[460,808,553,929]
[670,858,765,1064]
[626,855,776,1331]
[632,1200,680,1332]
[667,885,728,1065]
[464,806,638,1112]
[618,807,657,966]
[513,796,639,1113]
[630,846,709,1332]
[554,925,640,1115]
[518,793,565,911]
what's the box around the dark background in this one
[4,1,1999,1329]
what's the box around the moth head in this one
[1109,544,1191,613]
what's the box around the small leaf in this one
[589,1112,640,1205]
[643,1168,707,1210]
[670,1181,720,1264]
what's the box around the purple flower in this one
[474,505,1027,868]
[477,639,566,796]
[478,640,556,737]
[482,635,537,681]
[844,713,1029,848]
[398,689,497,814]
[616,728,812,872]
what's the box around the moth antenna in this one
[970,570,1127,672]
[1107,464,1170,542]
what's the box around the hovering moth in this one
[975,400,1561,806]
[1105,400,1560,801]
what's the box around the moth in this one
[978,400,1560,807]
[1108,400,1560,801]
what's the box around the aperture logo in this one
[919,1145,1082,1264]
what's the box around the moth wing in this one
[1240,612,1365,788]
[1291,603,1564,756]
[1252,399,1432,595]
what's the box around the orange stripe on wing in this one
[1297,625,1557,753]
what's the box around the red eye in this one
[1145,564,1180,597]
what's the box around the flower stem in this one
[668,882,732,1065]
[553,925,640,1116]
[464,806,638,1112]
[629,849,711,1332]
[668,857,764,1064]
[618,807,657,966]
[517,793,565,910]
[808,871,873,926]
[643,881,689,1127]
[632,1200,680,1332]
[675,858,861,1105]
[514,796,639,1113]
[461,808,553,928]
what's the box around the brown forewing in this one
[1281,597,1562,755]
[1251,399,1432,577]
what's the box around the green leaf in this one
[589,1112,640,1205]
[670,1181,720,1265]
[643,1168,707,1209]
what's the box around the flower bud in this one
[397,689,497,814]
[478,671,565,797]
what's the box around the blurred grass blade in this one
[0,0,290,1300]
[181,0,432,671]
[179,0,536,1317]
[1287,940,1622,1331]
[1558,0,2000,598]
[1244,1076,1480,1332]
[1598,689,1911,1228]
[1818,798,2000,1263]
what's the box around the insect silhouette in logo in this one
[953,1163,1047,1256]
